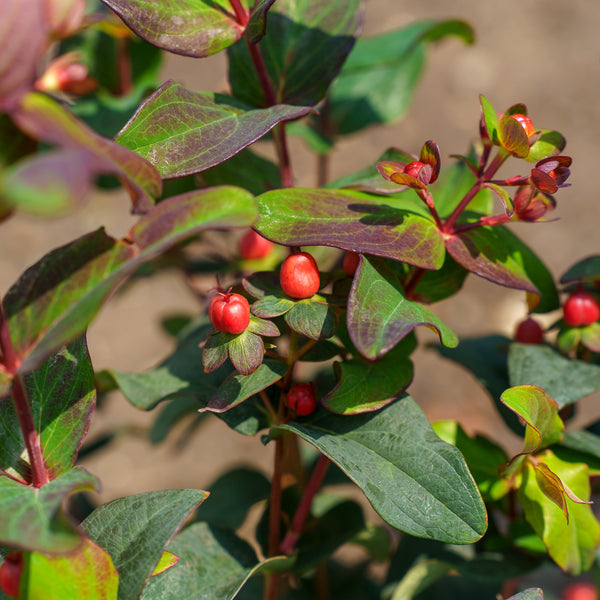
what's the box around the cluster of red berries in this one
[286,383,317,416]
[0,553,23,598]
[563,291,599,327]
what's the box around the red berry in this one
[563,582,598,600]
[515,317,544,344]
[209,292,250,334]
[343,252,360,277]
[563,291,600,327]
[509,113,535,137]
[404,161,425,178]
[0,553,23,598]
[238,229,274,260]
[280,252,320,299]
[286,383,317,416]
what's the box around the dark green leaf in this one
[0,113,36,166]
[228,331,265,375]
[445,226,559,313]
[150,397,204,445]
[101,0,248,57]
[411,254,469,304]
[203,331,234,374]
[4,186,256,373]
[347,257,457,360]
[508,343,600,409]
[0,337,95,482]
[284,298,338,341]
[194,468,270,530]
[141,522,287,600]
[246,316,280,337]
[26,537,118,600]
[0,467,99,553]
[322,341,413,414]
[251,295,295,318]
[228,0,363,107]
[115,81,314,179]
[256,188,445,270]
[507,590,544,600]
[327,20,474,136]
[245,0,277,44]
[13,93,161,213]
[205,359,286,412]
[560,255,600,284]
[274,396,487,543]
[83,489,208,600]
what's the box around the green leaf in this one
[390,559,453,600]
[25,537,118,600]
[347,257,457,360]
[479,95,499,144]
[327,20,474,136]
[12,93,161,213]
[83,489,208,600]
[284,298,338,341]
[0,467,99,553]
[498,116,530,158]
[141,522,287,600]
[0,337,95,482]
[151,551,179,577]
[246,316,280,337]
[244,0,277,44]
[560,255,600,285]
[322,340,414,415]
[256,188,445,270]
[273,396,487,543]
[410,254,469,304]
[508,343,600,409]
[3,186,256,374]
[445,225,559,313]
[115,81,314,179]
[204,359,287,412]
[101,0,250,57]
[251,295,295,318]
[508,590,544,600]
[228,331,265,375]
[432,421,510,502]
[518,450,599,574]
[501,385,564,459]
[527,130,566,163]
[194,468,270,530]
[228,0,363,107]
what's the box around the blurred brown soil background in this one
[2,0,600,507]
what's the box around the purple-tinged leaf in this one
[245,0,277,44]
[115,81,314,179]
[347,257,457,360]
[228,0,364,107]
[498,115,530,158]
[501,385,563,462]
[3,149,94,216]
[229,331,265,375]
[0,337,95,483]
[202,331,233,373]
[26,537,118,600]
[377,161,426,190]
[445,226,559,313]
[560,255,600,285]
[322,340,414,415]
[12,93,162,213]
[251,295,295,318]
[256,188,445,270]
[203,359,286,413]
[508,588,544,600]
[246,316,280,337]
[0,467,99,553]
[101,0,245,58]
[3,186,256,373]
[284,297,338,341]
[484,182,514,215]
[0,0,48,111]
[419,140,441,183]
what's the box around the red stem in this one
[0,303,49,487]
[116,37,132,96]
[229,0,249,26]
[403,267,426,300]
[265,437,284,600]
[280,455,330,555]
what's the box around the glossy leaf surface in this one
[100,0,247,58]
[256,188,445,269]
[322,339,414,414]
[3,186,255,373]
[326,20,474,135]
[13,93,162,213]
[508,344,600,409]
[141,522,287,600]
[26,537,118,600]
[83,489,208,600]
[228,0,363,107]
[0,338,95,482]
[347,257,457,360]
[116,81,314,179]
[284,298,338,341]
[274,396,487,543]
[445,226,558,313]
[0,467,99,553]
